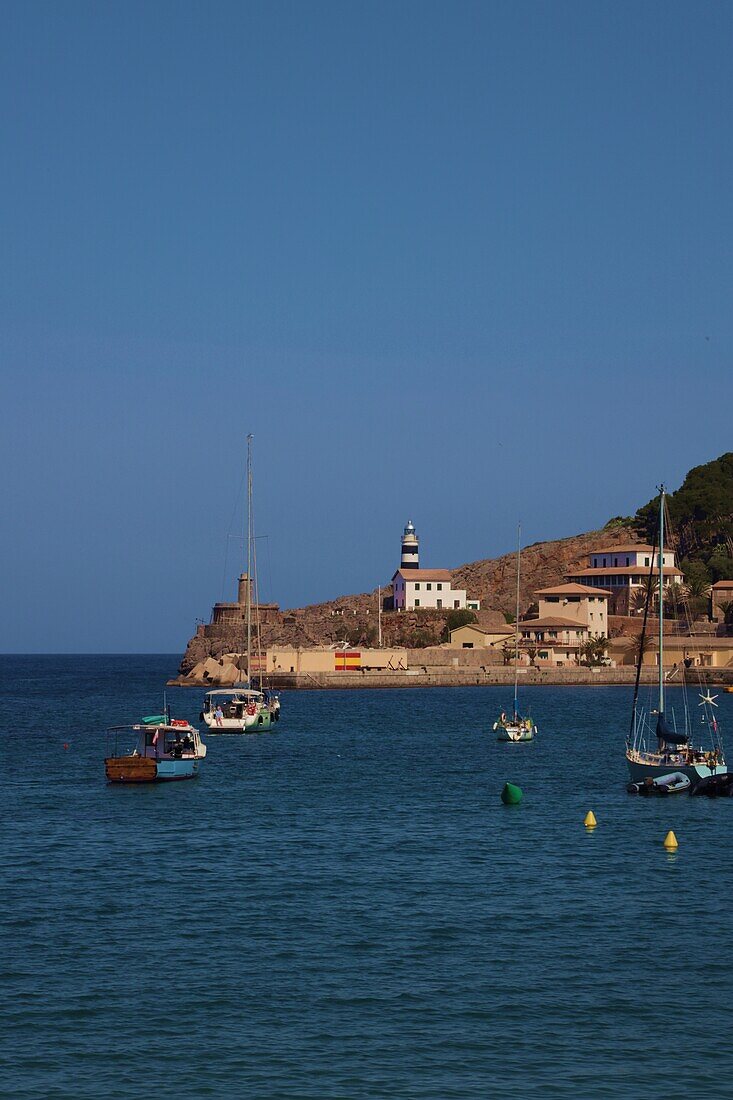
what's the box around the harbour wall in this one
[169,666,733,690]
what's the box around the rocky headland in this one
[176,524,639,680]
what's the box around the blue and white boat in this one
[105,715,206,783]
[626,485,726,786]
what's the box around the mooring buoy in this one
[501,782,523,805]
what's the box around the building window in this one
[626,557,630,566]
[603,558,607,567]
[454,600,460,609]
[414,599,420,607]
[426,583,432,591]
[414,583,420,590]
[437,583,442,591]
[462,642,473,649]
[645,557,650,567]
[436,599,442,609]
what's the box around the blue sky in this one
[1,0,731,651]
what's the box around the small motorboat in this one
[627,771,691,796]
[105,714,206,783]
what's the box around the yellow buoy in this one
[584,810,597,828]
[663,830,678,850]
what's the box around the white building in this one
[392,569,467,611]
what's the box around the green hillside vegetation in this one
[633,452,733,584]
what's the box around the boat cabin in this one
[202,689,267,720]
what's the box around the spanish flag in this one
[335,650,361,671]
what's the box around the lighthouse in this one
[400,520,419,571]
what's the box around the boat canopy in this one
[204,688,261,701]
[656,712,688,746]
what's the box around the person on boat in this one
[214,704,224,727]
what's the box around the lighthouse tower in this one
[400,520,419,571]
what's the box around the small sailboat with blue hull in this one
[105,713,206,783]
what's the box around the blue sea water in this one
[3,655,733,1099]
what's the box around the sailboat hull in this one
[496,723,536,742]
[626,753,726,786]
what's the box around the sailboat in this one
[626,485,725,785]
[493,524,537,742]
[200,434,280,734]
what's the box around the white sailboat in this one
[493,524,537,742]
[201,434,280,734]
[626,485,725,787]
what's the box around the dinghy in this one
[627,771,690,796]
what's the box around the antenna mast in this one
[246,434,253,683]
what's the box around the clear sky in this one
[2,1,731,652]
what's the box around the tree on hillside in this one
[683,564,712,600]
[634,453,733,564]
[605,515,635,529]
[441,608,477,641]
[708,547,733,582]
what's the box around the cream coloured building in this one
[511,583,611,666]
[609,635,733,671]
[267,646,408,674]
[449,623,514,649]
[535,584,610,637]
[517,618,590,665]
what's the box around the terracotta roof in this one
[590,544,672,555]
[450,623,513,636]
[536,583,612,597]
[567,566,683,578]
[393,569,454,582]
[712,580,733,589]
[518,616,589,630]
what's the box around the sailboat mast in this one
[246,434,253,683]
[658,485,665,715]
[514,522,521,716]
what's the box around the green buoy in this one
[501,782,523,805]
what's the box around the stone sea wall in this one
[169,663,733,690]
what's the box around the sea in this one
[3,654,733,1099]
